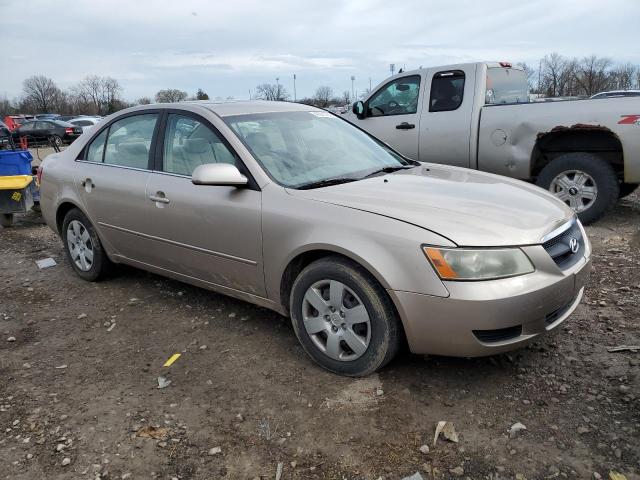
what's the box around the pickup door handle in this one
[396,122,415,130]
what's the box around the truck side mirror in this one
[352,101,366,119]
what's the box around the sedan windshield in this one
[224,111,413,188]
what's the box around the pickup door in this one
[418,64,476,168]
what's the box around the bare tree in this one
[255,83,289,101]
[610,63,637,90]
[341,91,351,104]
[313,86,334,107]
[137,97,152,105]
[539,53,578,97]
[155,89,189,103]
[574,55,613,96]
[22,75,62,113]
[71,75,123,115]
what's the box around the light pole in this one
[350,75,355,102]
[293,74,297,102]
[276,77,280,100]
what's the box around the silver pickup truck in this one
[346,62,640,223]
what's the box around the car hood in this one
[288,164,574,247]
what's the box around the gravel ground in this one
[0,190,638,480]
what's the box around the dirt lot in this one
[1,188,638,479]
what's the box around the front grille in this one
[473,325,522,343]
[542,220,584,269]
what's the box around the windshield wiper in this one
[295,177,359,190]
[362,164,415,179]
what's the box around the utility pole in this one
[276,77,280,100]
[369,77,372,93]
[350,75,355,102]
[293,74,297,102]
[390,64,395,76]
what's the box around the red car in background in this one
[3,115,36,131]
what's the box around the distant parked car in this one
[35,113,61,120]
[12,120,82,147]
[69,116,102,132]
[590,90,640,99]
[0,120,12,149]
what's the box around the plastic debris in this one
[36,258,57,269]
[508,422,527,438]
[607,345,639,353]
[609,473,627,480]
[402,473,424,480]
[433,421,459,445]
[275,462,284,480]
[208,447,222,455]
[163,353,181,367]
[157,376,171,389]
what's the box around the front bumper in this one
[389,246,591,357]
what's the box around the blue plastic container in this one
[0,150,33,175]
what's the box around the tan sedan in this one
[39,101,591,376]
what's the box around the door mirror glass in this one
[352,101,365,119]
[191,163,248,186]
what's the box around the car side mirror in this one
[352,101,366,119]
[191,163,248,187]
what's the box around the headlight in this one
[423,246,534,281]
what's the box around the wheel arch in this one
[279,245,394,316]
[531,126,624,178]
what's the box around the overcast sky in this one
[2,0,639,102]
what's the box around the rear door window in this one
[85,128,108,163]
[103,114,158,169]
[429,70,465,112]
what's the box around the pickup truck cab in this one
[347,62,640,223]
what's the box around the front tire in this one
[290,256,401,376]
[61,208,111,281]
[536,152,619,225]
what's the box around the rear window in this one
[485,67,529,104]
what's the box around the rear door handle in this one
[396,122,415,130]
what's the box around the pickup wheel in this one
[619,183,639,199]
[536,152,619,225]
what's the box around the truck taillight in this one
[499,62,512,68]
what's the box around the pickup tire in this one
[619,183,639,199]
[536,152,619,225]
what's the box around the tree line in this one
[2,53,639,117]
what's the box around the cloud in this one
[1,0,638,101]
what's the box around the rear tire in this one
[0,213,14,227]
[61,208,111,281]
[619,183,639,199]
[290,256,401,376]
[536,152,619,225]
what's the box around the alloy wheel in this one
[550,169,598,212]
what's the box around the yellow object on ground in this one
[0,175,33,190]
[163,353,181,367]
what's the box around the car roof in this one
[197,100,319,117]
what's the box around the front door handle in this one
[149,191,170,207]
[149,195,170,204]
[396,122,415,130]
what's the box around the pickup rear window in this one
[485,67,529,104]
